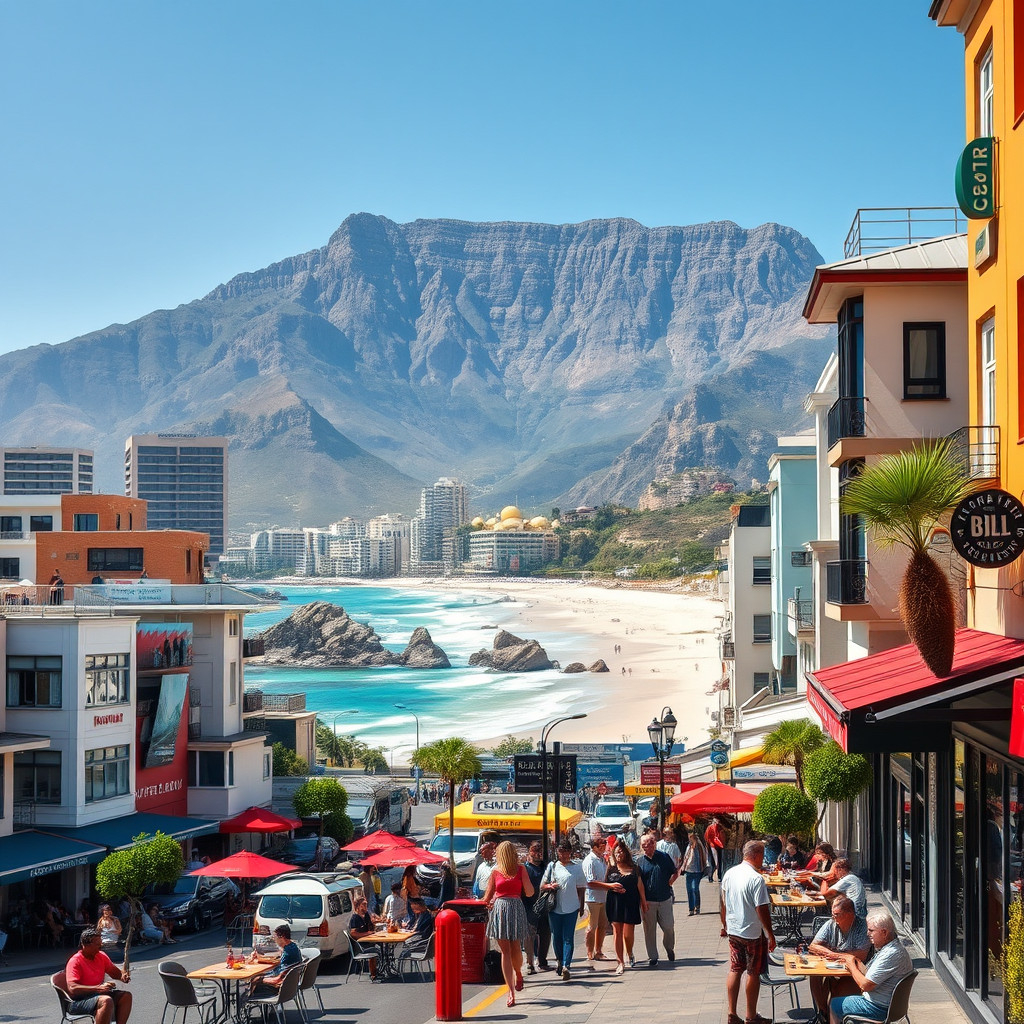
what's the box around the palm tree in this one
[411,737,483,865]
[762,719,825,793]
[840,438,977,676]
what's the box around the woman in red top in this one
[484,841,535,1006]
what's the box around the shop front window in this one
[985,755,1004,1015]
[951,739,966,971]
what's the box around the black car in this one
[143,873,240,932]
[265,836,340,872]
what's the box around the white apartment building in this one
[1,448,94,496]
[0,494,62,582]
[411,477,467,567]
[250,528,307,572]
[366,514,410,575]
[467,529,559,574]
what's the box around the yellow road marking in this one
[464,983,511,1017]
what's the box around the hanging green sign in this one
[955,137,995,219]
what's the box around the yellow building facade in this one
[933,0,1024,636]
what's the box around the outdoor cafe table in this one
[782,951,851,977]
[769,892,827,945]
[358,930,417,980]
[188,959,272,1022]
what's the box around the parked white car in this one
[592,798,635,837]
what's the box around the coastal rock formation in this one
[469,630,554,672]
[588,659,610,673]
[258,601,400,667]
[562,662,587,674]
[399,627,451,669]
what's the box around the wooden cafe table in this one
[769,891,827,945]
[188,958,273,1022]
[358,929,417,980]
[782,951,851,978]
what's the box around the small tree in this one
[412,738,483,867]
[762,719,826,793]
[752,784,817,838]
[95,831,183,972]
[293,777,350,838]
[273,742,308,777]
[803,741,873,835]
[491,735,534,757]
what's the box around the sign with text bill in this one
[640,763,682,785]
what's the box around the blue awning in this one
[46,812,220,851]
[0,830,107,886]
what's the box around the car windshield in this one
[271,839,318,858]
[430,834,479,854]
[349,802,372,822]
[597,803,630,817]
[258,894,323,920]
[148,876,198,897]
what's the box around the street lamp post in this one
[647,707,677,832]
[393,703,421,802]
[540,713,587,860]
[327,710,359,766]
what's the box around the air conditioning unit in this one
[722,707,737,728]
[710,710,720,723]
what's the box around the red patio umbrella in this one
[669,781,757,816]
[356,846,447,869]
[189,850,299,879]
[342,829,417,854]
[219,806,302,833]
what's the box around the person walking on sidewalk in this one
[606,842,647,975]
[637,832,678,967]
[523,841,552,973]
[583,835,623,961]
[720,840,776,1024]
[483,841,534,1007]
[540,838,586,981]
[705,816,727,881]
[681,830,711,915]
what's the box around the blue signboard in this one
[572,761,626,812]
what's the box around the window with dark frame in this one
[29,515,53,532]
[84,653,130,706]
[752,614,771,643]
[73,513,99,531]
[87,548,144,572]
[14,750,61,803]
[0,558,19,578]
[7,655,62,707]
[903,322,946,398]
[84,745,130,802]
[752,556,771,585]
[791,551,813,567]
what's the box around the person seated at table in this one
[96,905,122,949]
[146,904,176,943]
[348,895,379,980]
[806,896,872,1024]
[820,858,868,919]
[778,835,808,871]
[65,927,133,1024]
[383,882,409,927]
[398,897,434,957]
[808,842,838,880]
[43,900,65,945]
[829,911,913,1024]
[137,905,167,945]
[248,923,302,996]
[762,834,783,869]
[400,865,421,902]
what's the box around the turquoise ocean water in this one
[242,585,601,757]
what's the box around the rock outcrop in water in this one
[399,627,451,669]
[469,630,554,672]
[258,601,400,667]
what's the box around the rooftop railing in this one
[844,207,967,259]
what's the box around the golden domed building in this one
[466,504,560,574]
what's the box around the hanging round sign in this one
[950,488,1024,567]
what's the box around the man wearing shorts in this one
[65,927,133,1024]
[720,840,775,1024]
[829,910,913,1023]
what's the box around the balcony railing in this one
[262,693,306,713]
[787,598,814,632]
[826,559,869,604]
[827,397,866,450]
[243,690,264,713]
[946,425,1000,481]
[844,207,968,258]
[242,636,265,658]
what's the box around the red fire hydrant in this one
[435,908,462,1021]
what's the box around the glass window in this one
[84,745,130,802]
[985,755,1005,1014]
[229,663,237,706]
[190,751,226,787]
[753,672,770,689]
[29,516,52,532]
[87,548,144,572]
[980,45,994,137]
[752,614,771,643]
[7,656,62,707]
[752,556,771,585]
[981,317,997,427]
[0,558,19,578]
[263,752,271,780]
[951,739,966,969]
[14,750,61,803]
[74,513,99,532]
[84,653,130,706]
[0,516,22,536]
[903,323,946,398]
[791,551,812,567]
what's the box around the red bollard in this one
[435,908,463,1021]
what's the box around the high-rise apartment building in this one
[2,447,94,495]
[411,477,468,567]
[124,435,228,560]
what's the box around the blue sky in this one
[0,1,965,354]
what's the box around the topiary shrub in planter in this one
[752,784,817,837]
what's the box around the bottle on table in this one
[226,943,235,967]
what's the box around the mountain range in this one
[0,214,833,527]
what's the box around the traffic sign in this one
[709,750,730,767]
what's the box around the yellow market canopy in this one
[434,799,584,832]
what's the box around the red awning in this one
[219,806,302,834]
[669,782,757,815]
[806,628,1024,752]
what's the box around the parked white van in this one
[253,872,364,960]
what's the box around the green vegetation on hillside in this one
[549,491,766,576]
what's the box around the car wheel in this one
[190,909,204,933]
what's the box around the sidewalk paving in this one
[438,880,966,1024]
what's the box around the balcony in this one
[844,207,968,258]
[262,693,306,713]
[947,425,1000,482]
[826,559,868,605]
[827,397,866,450]
[787,598,814,634]
[242,636,265,659]
[243,690,264,714]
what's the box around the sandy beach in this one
[370,576,726,751]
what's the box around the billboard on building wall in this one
[137,622,193,672]
[135,672,190,814]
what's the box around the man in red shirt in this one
[65,928,132,1023]
[705,817,726,882]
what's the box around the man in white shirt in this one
[472,842,497,899]
[821,858,868,919]
[582,836,616,961]
[720,840,776,1024]
[657,827,682,871]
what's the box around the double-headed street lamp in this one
[393,703,421,802]
[540,713,587,860]
[647,707,678,831]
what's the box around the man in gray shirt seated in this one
[820,858,868,919]
[829,910,913,1023]
[807,896,871,1024]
